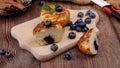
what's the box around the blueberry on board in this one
[5,52,12,58]
[76,22,86,28]
[66,20,73,26]
[94,40,98,50]
[39,0,44,6]
[82,27,89,32]
[76,26,82,32]
[70,24,76,30]
[68,32,76,39]
[86,10,93,15]
[78,12,84,17]
[85,18,91,24]
[65,52,72,60]
[44,20,52,27]
[51,44,58,51]
[75,19,83,24]
[0,49,6,55]
[89,13,96,19]
[56,6,63,12]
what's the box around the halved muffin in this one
[33,21,64,46]
[78,28,99,55]
[41,5,70,27]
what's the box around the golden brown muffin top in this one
[41,6,70,27]
[33,21,64,34]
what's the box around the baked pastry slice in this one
[41,5,70,27]
[33,21,64,46]
[78,28,99,55]
[0,0,25,11]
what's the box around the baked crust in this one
[41,6,70,27]
[78,28,98,55]
[33,21,64,35]
[78,28,93,54]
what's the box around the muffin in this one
[41,4,70,27]
[78,28,99,55]
[33,20,64,46]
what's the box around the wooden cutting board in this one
[11,9,99,61]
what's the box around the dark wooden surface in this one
[0,1,120,68]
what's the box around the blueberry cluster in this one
[86,10,96,19]
[68,19,89,33]
[67,10,96,33]
[0,49,12,58]
[67,10,97,42]
[78,10,96,23]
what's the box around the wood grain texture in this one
[0,0,120,68]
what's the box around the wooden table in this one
[0,1,120,68]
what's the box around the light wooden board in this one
[11,9,99,61]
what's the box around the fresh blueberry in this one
[76,22,86,28]
[86,10,92,15]
[44,20,52,27]
[76,26,82,32]
[82,27,89,32]
[68,32,76,39]
[5,52,12,58]
[89,13,96,18]
[39,0,44,6]
[78,12,84,17]
[94,40,98,50]
[56,6,63,12]
[75,19,83,24]
[85,18,91,24]
[70,24,76,30]
[0,49,6,55]
[51,44,58,51]
[55,4,61,8]
[65,52,72,60]
[66,20,73,26]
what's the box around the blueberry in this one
[44,20,52,27]
[39,0,44,6]
[82,27,89,32]
[0,49,6,55]
[75,19,84,27]
[78,12,84,17]
[5,52,12,58]
[76,22,86,28]
[56,4,61,8]
[75,19,83,24]
[66,20,73,26]
[56,6,63,12]
[76,26,82,32]
[86,10,92,15]
[65,52,72,60]
[85,18,91,24]
[94,40,98,50]
[70,24,76,30]
[51,44,58,51]
[68,32,76,39]
[89,13,96,18]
